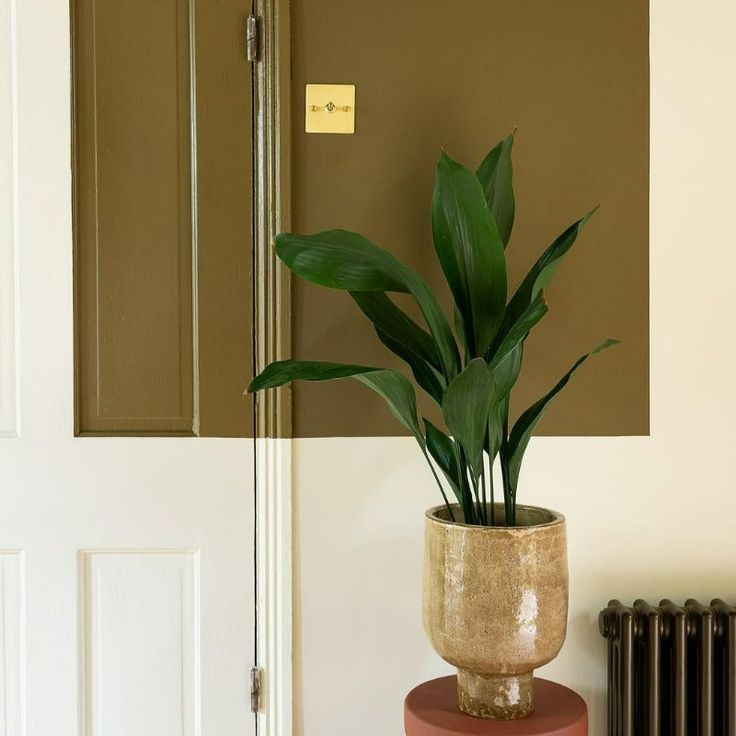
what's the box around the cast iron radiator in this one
[599,599,736,736]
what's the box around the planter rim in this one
[425,503,565,530]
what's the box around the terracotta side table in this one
[405,676,587,736]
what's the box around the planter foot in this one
[456,669,534,720]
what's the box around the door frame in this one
[252,2,294,735]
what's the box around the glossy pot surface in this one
[423,503,568,719]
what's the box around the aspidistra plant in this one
[247,133,618,526]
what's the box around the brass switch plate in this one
[305,84,355,134]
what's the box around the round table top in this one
[404,676,588,736]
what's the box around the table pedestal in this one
[405,676,587,735]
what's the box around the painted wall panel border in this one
[0,0,19,438]
[289,0,649,439]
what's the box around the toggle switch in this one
[305,84,355,134]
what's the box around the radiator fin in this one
[600,598,736,736]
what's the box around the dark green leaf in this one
[487,346,525,463]
[487,401,504,464]
[486,304,542,465]
[275,229,407,292]
[401,268,461,380]
[356,370,425,445]
[489,292,548,369]
[247,360,378,392]
[494,343,524,398]
[376,329,445,404]
[247,359,424,444]
[442,358,496,480]
[507,339,620,493]
[475,133,515,247]
[275,230,460,379]
[453,305,471,365]
[431,151,507,357]
[351,291,445,403]
[350,291,440,370]
[425,419,464,503]
[487,346,523,466]
[499,208,598,344]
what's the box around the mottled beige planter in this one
[423,503,568,720]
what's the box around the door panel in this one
[195,3,256,438]
[0,0,256,733]
[73,0,254,437]
[73,0,195,435]
[81,551,201,734]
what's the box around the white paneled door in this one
[0,1,255,734]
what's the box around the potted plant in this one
[247,133,617,720]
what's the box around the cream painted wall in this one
[292,0,736,733]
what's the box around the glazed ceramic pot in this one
[423,503,568,720]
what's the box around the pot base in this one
[456,669,534,720]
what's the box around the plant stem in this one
[470,474,481,526]
[500,410,514,527]
[422,448,455,522]
[464,482,476,525]
[451,442,474,524]
[489,463,496,525]
[500,445,514,526]
[480,463,488,526]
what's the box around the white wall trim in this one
[0,0,19,438]
[252,2,293,733]
[256,438,293,736]
[255,438,293,736]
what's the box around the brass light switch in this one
[305,84,355,134]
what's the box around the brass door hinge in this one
[246,15,258,63]
[250,666,263,712]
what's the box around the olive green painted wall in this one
[290,0,649,437]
